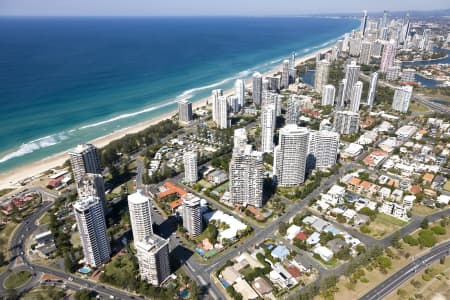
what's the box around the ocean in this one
[0,16,359,172]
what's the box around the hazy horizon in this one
[1,0,449,16]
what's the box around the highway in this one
[361,240,450,300]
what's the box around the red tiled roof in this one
[295,232,308,241]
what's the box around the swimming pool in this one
[78,266,91,274]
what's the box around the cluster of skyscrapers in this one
[70,144,171,286]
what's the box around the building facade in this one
[69,144,102,184]
[74,196,111,268]
[182,193,203,237]
[135,235,171,286]
[128,190,153,243]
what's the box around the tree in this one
[64,252,76,273]
[421,217,429,229]
[74,290,93,300]
[278,222,288,236]
[391,232,402,249]
[418,229,437,248]
[0,252,5,266]
[188,280,200,300]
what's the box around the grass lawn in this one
[0,222,18,257]
[313,255,340,269]
[385,254,450,300]
[0,188,14,198]
[197,179,214,190]
[361,213,407,239]
[329,247,411,300]
[38,213,51,225]
[70,231,81,248]
[409,101,431,113]
[444,180,450,192]
[3,270,32,289]
[412,204,436,216]
[214,181,229,193]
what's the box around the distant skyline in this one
[1,0,449,16]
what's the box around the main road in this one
[361,240,450,300]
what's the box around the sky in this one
[1,0,449,16]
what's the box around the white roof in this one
[344,143,364,156]
[328,185,346,196]
[286,225,302,240]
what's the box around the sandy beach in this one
[0,45,331,190]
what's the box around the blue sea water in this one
[0,17,358,172]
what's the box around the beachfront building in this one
[281,59,290,89]
[343,61,360,103]
[314,59,330,93]
[178,99,193,123]
[74,196,110,268]
[211,89,223,124]
[349,81,363,113]
[128,190,153,243]
[252,72,263,105]
[69,143,101,184]
[217,96,229,129]
[229,144,264,208]
[380,39,397,73]
[261,104,276,153]
[77,173,107,213]
[367,72,378,108]
[321,84,336,106]
[274,125,309,186]
[308,130,340,169]
[182,193,203,237]
[135,235,171,286]
[392,86,413,113]
[333,110,360,135]
[234,79,245,109]
[183,151,198,184]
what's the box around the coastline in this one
[0,45,330,190]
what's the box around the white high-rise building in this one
[261,104,276,153]
[217,96,229,129]
[182,193,203,237]
[74,196,110,268]
[333,110,360,135]
[392,86,413,113]
[286,96,300,125]
[183,151,198,184]
[178,99,193,123]
[401,68,416,82]
[308,130,340,169]
[367,72,378,108]
[233,128,248,150]
[281,60,290,89]
[128,190,153,243]
[262,92,281,116]
[274,125,309,186]
[314,60,330,93]
[135,235,170,286]
[360,10,368,36]
[349,38,362,56]
[336,79,347,108]
[77,173,106,213]
[380,39,397,73]
[359,41,372,65]
[321,85,336,106]
[343,61,360,103]
[235,79,245,109]
[289,51,296,69]
[229,145,264,208]
[349,81,363,113]
[69,144,102,184]
[252,72,263,105]
[211,89,223,124]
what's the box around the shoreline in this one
[0,44,332,190]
